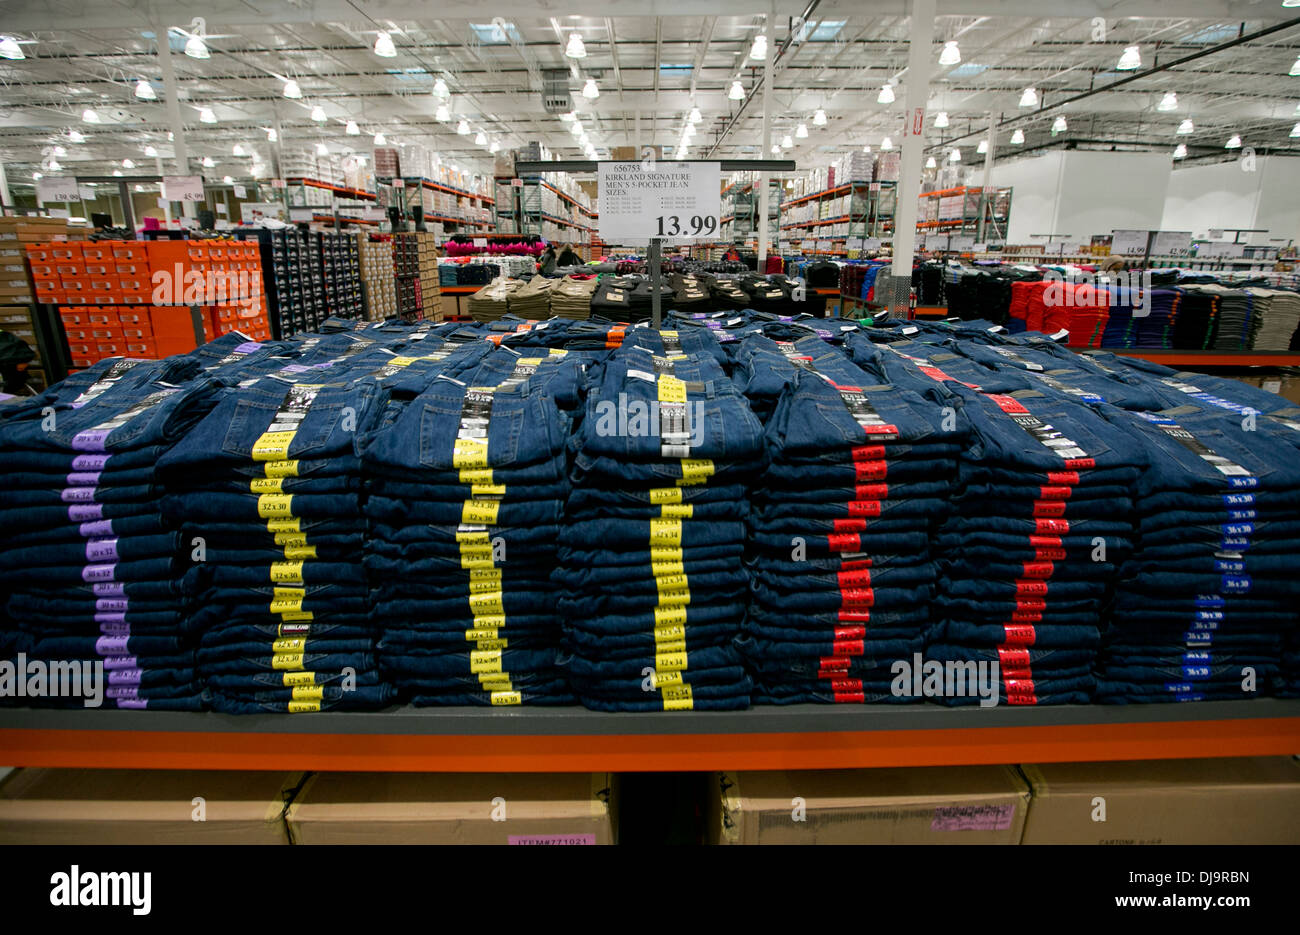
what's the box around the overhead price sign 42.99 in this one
[598,161,721,245]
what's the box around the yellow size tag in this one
[662,685,694,711]
[453,438,489,469]
[464,627,500,642]
[474,638,508,651]
[458,467,495,486]
[655,651,688,672]
[655,639,687,654]
[469,591,504,615]
[287,700,320,713]
[490,691,522,705]
[274,531,308,547]
[651,546,685,563]
[282,671,317,687]
[269,598,303,615]
[272,637,305,654]
[462,499,501,525]
[479,677,513,693]
[656,588,691,606]
[470,649,503,673]
[471,483,507,498]
[266,517,301,533]
[660,503,694,519]
[269,561,304,584]
[654,623,686,642]
[654,605,687,627]
[655,573,690,591]
[459,553,496,570]
[471,614,505,630]
[291,685,324,702]
[649,518,682,546]
[652,560,684,577]
[251,431,296,461]
[282,545,317,561]
[257,493,294,518]
[677,458,715,486]
[456,531,491,546]
[388,355,418,367]
[649,486,683,505]
[652,669,683,688]
[263,459,300,478]
[249,476,284,495]
[657,376,687,403]
[272,652,304,670]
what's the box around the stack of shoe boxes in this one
[320,231,364,322]
[249,228,324,339]
[390,231,441,322]
[357,232,396,321]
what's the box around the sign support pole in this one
[649,237,663,329]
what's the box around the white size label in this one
[598,161,720,244]
[162,175,205,202]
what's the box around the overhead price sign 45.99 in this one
[598,161,721,245]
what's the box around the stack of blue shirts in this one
[364,344,578,706]
[1095,404,1300,702]
[556,330,761,711]
[738,333,962,704]
[0,358,218,710]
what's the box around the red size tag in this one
[1028,535,1063,548]
[851,445,886,462]
[827,533,860,553]
[997,647,1032,669]
[836,611,873,623]
[832,640,865,656]
[1038,485,1073,500]
[854,483,889,501]
[830,678,863,692]
[1001,624,1038,645]
[840,587,875,607]
[861,423,900,436]
[833,690,866,703]
[818,656,851,672]
[833,626,866,641]
[832,518,867,533]
[1033,500,1067,518]
[855,459,888,481]
[1035,518,1071,535]
[847,500,882,517]
[1014,580,1049,597]
[1021,561,1056,580]
[837,568,873,589]
[988,394,1030,415]
[1034,548,1067,562]
[1010,611,1043,623]
[1063,457,1095,470]
[1046,471,1079,486]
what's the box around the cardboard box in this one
[710,766,1030,844]
[1020,757,1300,845]
[0,768,304,844]
[286,772,617,844]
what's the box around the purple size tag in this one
[92,581,126,597]
[94,613,127,626]
[61,486,97,503]
[282,364,310,373]
[235,341,263,352]
[72,429,112,451]
[69,503,104,521]
[95,598,129,612]
[82,563,117,583]
[103,655,137,670]
[96,635,130,655]
[115,698,148,709]
[99,622,130,636]
[65,472,102,487]
[106,685,138,699]
[79,518,114,538]
[86,538,119,562]
[72,453,112,471]
[108,669,142,685]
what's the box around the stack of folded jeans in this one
[549,275,598,319]
[1247,288,1300,350]
[363,349,577,705]
[1094,404,1300,702]
[468,279,523,322]
[739,337,964,704]
[928,385,1142,705]
[157,368,394,714]
[556,334,763,710]
[506,276,556,320]
[0,372,221,710]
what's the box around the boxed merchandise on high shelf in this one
[249,227,363,339]
[390,231,441,322]
[357,231,396,321]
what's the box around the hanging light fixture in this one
[1289,56,1300,77]
[144,145,158,157]
[1177,118,1195,134]
[795,122,808,139]
[184,31,209,60]
[112,168,122,176]
[1116,45,1141,70]
[199,106,217,123]
[0,36,25,60]
[474,130,487,145]
[310,105,326,122]
[200,156,215,167]
[939,41,961,66]
[749,33,767,61]
[568,121,583,137]
[1010,128,1025,144]
[582,78,599,99]
[880,136,893,150]
[432,77,449,99]
[52,145,66,157]
[1052,115,1068,133]
[283,79,302,100]
[1019,87,1038,108]
[32,171,42,180]
[565,33,586,59]
[781,134,793,149]
[977,139,988,154]
[861,144,871,153]
[232,143,246,156]
[316,142,328,156]
[457,119,470,135]
[1157,91,1178,112]
[683,123,696,138]
[934,111,949,128]
[948,148,960,163]
[1225,134,1242,149]
[81,108,100,123]
[689,107,702,124]
[374,132,387,145]
[490,140,500,153]
[67,128,85,143]
[122,158,136,169]
[925,155,937,168]
[770,143,780,155]
[728,80,745,101]
[373,31,397,58]
[134,78,156,100]
[1173,143,1188,159]
[266,127,278,142]
[345,120,360,135]
[1291,122,1300,138]
[813,108,827,126]
[877,83,895,104]
[436,104,450,122]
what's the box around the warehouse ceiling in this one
[0,0,1297,188]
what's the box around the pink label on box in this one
[930,804,1016,832]
[507,834,596,845]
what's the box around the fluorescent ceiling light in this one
[1177,118,1195,134]
[474,130,487,145]
[749,33,767,61]
[0,36,25,60]
[925,155,937,168]
[135,79,156,100]
[1052,115,1068,133]
[316,142,328,155]
[144,145,158,157]
[81,108,100,123]
[184,34,209,60]
[861,144,871,153]
[232,143,246,156]
[795,123,808,139]
[222,175,233,184]
[1117,45,1141,70]
[1290,56,1300,77]
[977,139,988,154]
[582,78,599,99]
[939,41,961,66]
[310,105,326,122]
[729,80,745,101]
[1157,91,1178,112]
[1291,122,1300,138]
[122,158,135,168]
[374,132,387,145]
[32,172,42,180]
[1011,128,1025,144]
[283,79,302,99]
[771,143,780,155]
[565,33,586,59]
[934,111,949,128]
[1019,87,1038,107]
[457,119,470,135]
[373,31,397,58]
[346,120,360,135]
[880,136,893,150]
[949,148,961,162]
[112,168,122,176]
[813,108,827,126]
[781,134,793,149]
[67,129,85,143]
[877,84,895,104]
[266,127,278,142]
[1225,134,1242,149]
[436,104,450,122]
[53,145,66,156]
[200,156,215,167]
[689,107,702,124]
[490,141,500,153]
[1173,143,1188,158]
[432,77,449,99]
[199,107,217,123]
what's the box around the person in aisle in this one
[722,245,742,263]
[557,243,582,267]
[538,244,558,277]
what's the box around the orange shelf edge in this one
[2,718,1295,773]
